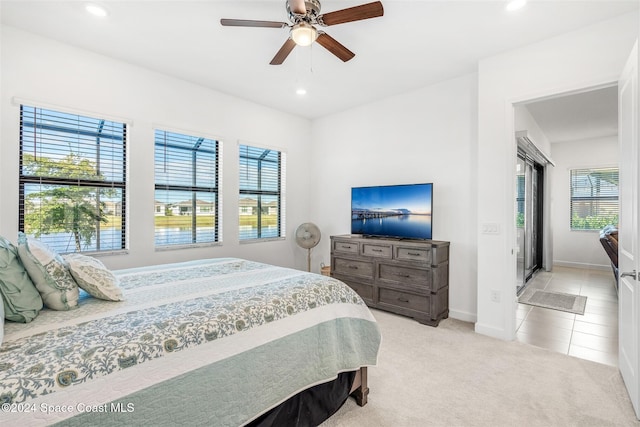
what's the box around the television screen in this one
[351,183,433,240]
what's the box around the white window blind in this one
[154,130,219,247]
[239,144,284,240]
[570,167,619,230]
[19,105,127,253]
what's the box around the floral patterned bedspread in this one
[0,258,374,411]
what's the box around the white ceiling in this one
[524,86,619,144]
[1,1,638,119]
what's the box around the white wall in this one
[476,12,638,340]
[550,136,619,269]
[0,26,312,271]
[514,106,552,156]
[309,74,479,322]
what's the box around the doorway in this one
[513,86,620,366]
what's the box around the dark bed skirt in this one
[246,371,356,427]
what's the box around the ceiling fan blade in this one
[319,1,384,26]
[270,39,297,65]
[288,0,307,15]
[220,19,287,28]
[316,33,355,62]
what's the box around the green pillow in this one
[0,236,43,322]
[17,233,79,311]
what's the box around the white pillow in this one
[63,253,124,301]
[17,233,79,311]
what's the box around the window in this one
[239,144,285,240]
[19,105,127,253]
[570,167,619,230]
[154,130,219,247]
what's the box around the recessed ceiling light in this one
[505,0,527,11]
[296,88,307,96]
[85,3,108,18]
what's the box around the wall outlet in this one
[490,289,501,303]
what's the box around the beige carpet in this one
[322,309,638,427]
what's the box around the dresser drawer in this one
[378,263,431,290]
[362,243,392,258]
[378,287,429,314]
[332,240,359,254]
[333,257,374,279]
[395,246,431,263]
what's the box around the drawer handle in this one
[348,265,359,270]
[396,273,411,278]
[407,252,422,256]
[341,245,352,249]
[398,297,410,303]
[371,249,383,253]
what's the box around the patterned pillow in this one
[17,233,79,311]
[63,253,124,301]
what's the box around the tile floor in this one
[516,265,619,367]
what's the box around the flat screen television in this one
[351,183,433,240]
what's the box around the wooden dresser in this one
[330,234,449,326]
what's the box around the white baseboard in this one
[553,261,611,271]
[449,309,477,323]
[474,322,513,341]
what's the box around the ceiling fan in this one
[220,0,384,65]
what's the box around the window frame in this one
[18,104,127,254]
[238,144,285,242]
[153,128,221,249]
[569,166,619,231]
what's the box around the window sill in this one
[155,242,222,252]
[77,250,129,257]
[239,237,285,245]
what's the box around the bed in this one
[0,257,381,426]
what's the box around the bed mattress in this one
[0,258,381,426]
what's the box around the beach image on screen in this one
[351,183,432,239]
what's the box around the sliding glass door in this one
[516,150,544,294]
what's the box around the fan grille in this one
[295,222,321,249]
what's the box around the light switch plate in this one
[481,222,500,234]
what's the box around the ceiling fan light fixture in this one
[291,22,318,46]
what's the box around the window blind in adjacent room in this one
[570,167,619,230]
